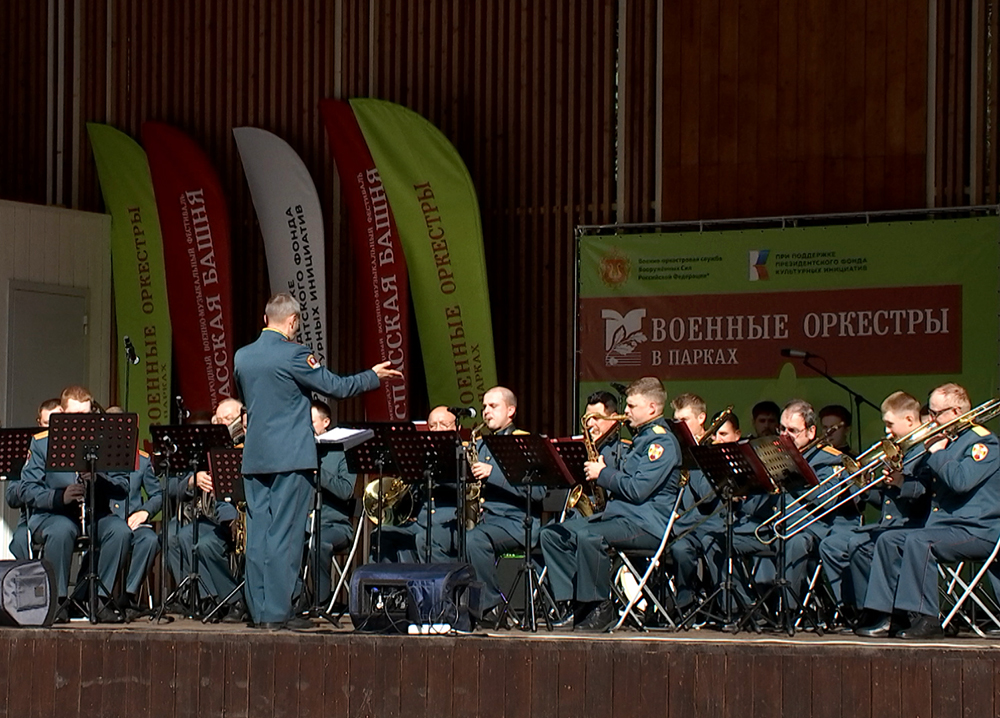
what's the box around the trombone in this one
[749,419,853,543]
[759,397,1000,543]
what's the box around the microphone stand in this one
[800,356,880,451]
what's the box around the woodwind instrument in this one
[463,422,487,530]
[567,412,627,516]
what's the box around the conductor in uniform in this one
[234,293,401,629]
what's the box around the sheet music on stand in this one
[0,428,37,481]
[340,422,415,475]
[208,447,245,506]
[149,424,232,473]
[749,434,819,493]
[46,412,139,473]
[316,426,375,451]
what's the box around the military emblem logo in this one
[599,248,631,288]
[648,443,664,461]
[972,443,989,462]
[306,354,320,369]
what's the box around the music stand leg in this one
[70,454,121,624]
[456,445,468,564]
[151,455,176,623]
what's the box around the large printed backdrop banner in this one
[144,121,235,416]
[234,127,328,365]
[578,217,1000,437]
[350,99,497,409]
[87,123,172,440]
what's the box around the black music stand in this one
[484,434,572,632]
[550,439,587,520]
[149,424,231,621]
[46,412,139,624]
[680,441,776,629]
[387,430,463,566]
[0,428,36,481]
[666,419,700,470]
[342,422,414,562]
[302,427,374,625]
[0,428,39,561]
[202,447,246,623]
[735,435,820,636]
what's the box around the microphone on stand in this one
[174,395,190,423]
[448,406,478,419]
[780,348,818,359]
[124,336,140,365]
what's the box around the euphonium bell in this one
[363,476,416,526]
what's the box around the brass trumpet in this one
[566,412,627,516]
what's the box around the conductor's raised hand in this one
[372,361,403,380]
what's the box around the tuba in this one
[567,412,627,517]
[462,422,487,530]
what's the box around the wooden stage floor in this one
[2,618,998,718]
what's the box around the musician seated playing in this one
[818,391,931,625]
[18,385,131,622]
[466,386,545,621]
[539,377,681,631]
[296,399,357,608]
[371,406,463,565]
[702,400,848,608]
[104,406,163,620]
[668,403,739,613]
[166,398,245,622]
[5,397,61,560]
[856,383,1000,639]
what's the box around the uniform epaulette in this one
[621,438,633,445]
[513,429,530,435]
[972,424,991,437]
[821,445,843,456]
[138,449,150,458]
[651,425,667,434]
[33,430,48,440]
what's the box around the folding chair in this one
[326,502,366,614]
[939,533,1000,637]
[608,511,681,632]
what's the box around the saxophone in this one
[567,412,627,516]
[463,422,487,530]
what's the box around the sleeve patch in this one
[648,443,664,461]
[306,354,320,369]
[652,425,667,434]
[972,443,989,462]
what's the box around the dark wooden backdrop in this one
[1,0,996,435]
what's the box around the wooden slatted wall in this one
[357,0,618,432]
[0,2,49,204]
[1,0,997,434]
[657,0,930,221]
